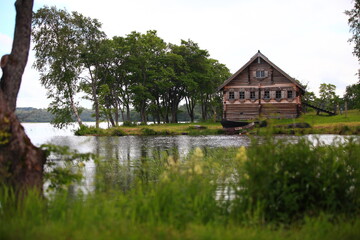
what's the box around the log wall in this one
[222,58,302,120]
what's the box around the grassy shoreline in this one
[75,110,360,136]
[2,137,360,239]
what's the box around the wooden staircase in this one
[303,102,336,116]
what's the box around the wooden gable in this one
[218,51,305,92]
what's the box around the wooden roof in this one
[218,51,305,92]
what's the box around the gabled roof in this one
[218,50,305,92]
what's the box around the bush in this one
[339,125,351,135]
[74,125,104,136]
[232,137,360,223]
[141,128,158,135]
[111,128,126,136]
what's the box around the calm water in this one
[22,122,359,193]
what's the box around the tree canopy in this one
[32,7,230,127]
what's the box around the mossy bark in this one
[0,0,46,195]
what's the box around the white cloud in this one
[2,0,359,108]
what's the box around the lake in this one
[22,122,360,193]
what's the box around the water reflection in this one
[23,123,360,193]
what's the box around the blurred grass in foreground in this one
[1,136,360,239]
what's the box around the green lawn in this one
[270,109,360,125]
[260,110,360,135]
[75,121,224,136]
[75,110,360,136]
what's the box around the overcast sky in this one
[0,0,359,108]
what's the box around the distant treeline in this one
[16,105,207,123]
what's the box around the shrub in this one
[74,125,104,136]
[111,128,126,136]
[141,128,158,135]
[232,137,360,224]
[339,125,351,135]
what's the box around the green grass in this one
[251,110,360,135]
[1,137,360,239]
[75,122,224,136]
[269,109,360,125]
[74,110,360,136]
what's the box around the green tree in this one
[32,6,83,128]
[75,12,106,128]
[344,83,360,110]
[159,49,187,123]
[301,90,319,112]
[111,36,133,123]
[200,59,230,121]
[346,0,360,62]
[170,40,207,122]
[318,83,339,114]
[126,31,167,124]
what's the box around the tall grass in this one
[1,137,360,239]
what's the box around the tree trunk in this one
[140,101,147,124]
[106,106,116,127]
[114,105,119,126]
[66,81,83,128]
[70,99,83,127]
[0,93,46,195]
[126,104,131,122]
[1,1,32,112]
[92,85,99,128]
[170,100,178,123]
[0,0,46,195]
[185,97,196,123]
[88,66,99,128]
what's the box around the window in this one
[264,90,270,99]
[287,90,293,98]
[229,91,235,100]
[276,90,282,99]
[239,91,245,99]
[256,70,265,78]
[250,91,256,100]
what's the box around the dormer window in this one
[256,70,265,78]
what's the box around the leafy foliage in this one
[346,0,360,62]
[32,7,85,128]
[40,144,95,191]
[232,137,360,223]
[32,7,230,128]
[344,83,360,110]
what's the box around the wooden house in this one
[218,51,305,121]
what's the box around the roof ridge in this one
[217,51,305,92]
